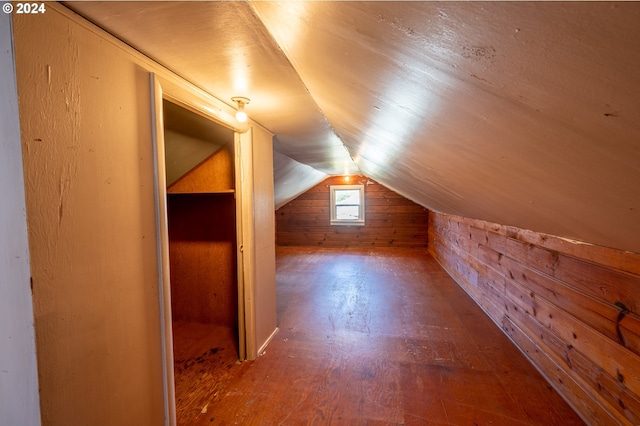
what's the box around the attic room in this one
[1,2,639,425]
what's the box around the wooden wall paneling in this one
[501,255,640,357]
[510,228,640,277]
[502,237,640,357]
[276,176,428,248]
[621,317,640,358]
[476,261,507,295]
[503,275,640,398]
[168,193,237,327]
[506,288,640,425]
[553,254,640,314]
[429,211,640,424]
[445,208,640,278]
[166,133,238,328]
[503,316,627,426]
[430,235,505,326]
[430,211,640,329]
[509,295,640,425]
[432,235,606,425]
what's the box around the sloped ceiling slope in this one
[67,2,640,253]
[272,151,327,210]
[66,1,360,177]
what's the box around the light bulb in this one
[231,96,250,123]
[236,110,248,123]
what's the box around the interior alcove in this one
[162,99,241,422]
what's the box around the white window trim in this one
[330,184,365,226]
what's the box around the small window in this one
[330,184,365,226]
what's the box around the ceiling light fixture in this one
[231,96,250,123]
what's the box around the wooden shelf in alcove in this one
[167,142,235,194]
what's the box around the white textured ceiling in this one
[67,1,640,253]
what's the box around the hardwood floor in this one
[172,321,240,422]
[173,247,585,425]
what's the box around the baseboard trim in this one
[257,327,279,357]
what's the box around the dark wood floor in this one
[173,247,585,425]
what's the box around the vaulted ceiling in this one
[66,1,640,253]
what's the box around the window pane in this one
[335,189,361,205]
[336,205,360,220]
[330,184,365,225]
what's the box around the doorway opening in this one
[162,98,241,423]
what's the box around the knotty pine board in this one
[429,211,640,425]
[276,176,428,248]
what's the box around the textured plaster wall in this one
[13,8,166,425]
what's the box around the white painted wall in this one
[251,127,278,354]
[236,127,278,360]
[0,13,41,426]
[13,8,167,425]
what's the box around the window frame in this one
[330,184,365,226]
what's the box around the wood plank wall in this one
[168,193,237,326]
[428,211,640,425]
[167,144,238,327]
[276,176,428,248]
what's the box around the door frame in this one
[149,73,251,426]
